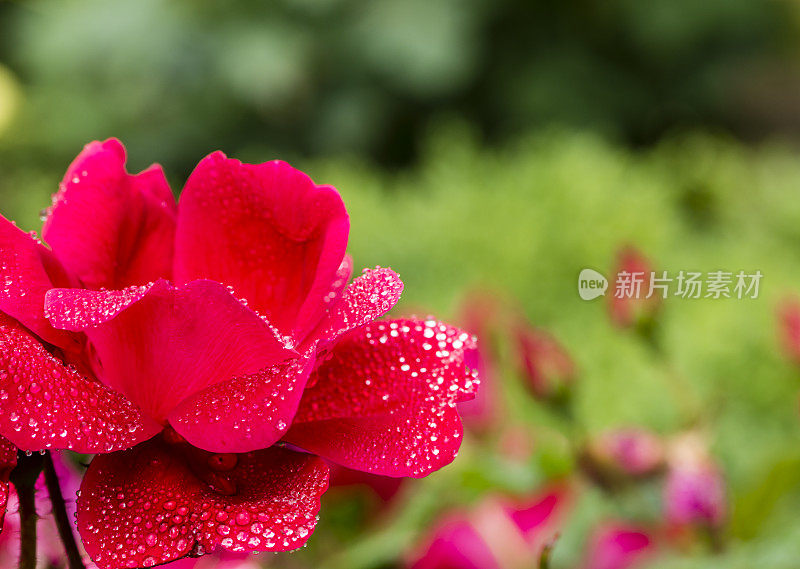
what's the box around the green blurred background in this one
[4,1,800,568]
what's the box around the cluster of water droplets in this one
[44,282,154,330]
[79,444,327,568]
[292,318,479,476]
[0,317,151,452]
[169,353,314,452]
[319,267,404,339]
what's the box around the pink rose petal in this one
[286,319,478,477]
[43,138,177,290]
[45,280,295,423]
[175,153,349,340]
[0,314,160,453]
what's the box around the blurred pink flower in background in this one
[778,297,800,365]
[663,465,726,529]
[409,485,571,569]
[608,247,660,330]
[513,322,576,403]
[410,515,500,569]
[582,428,665,488]
[595,429,664,476]
[663,434,726,530]
[583,523,654,569]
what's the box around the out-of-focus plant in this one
[0,0,799,179]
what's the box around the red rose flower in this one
[0,140,479,568]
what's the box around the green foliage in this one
[0,0,797,171]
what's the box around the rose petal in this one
[306,267,404,349]
[323,254,354,312]
[168,354,315,454]
[45,280,295,423]
[42,138,177,290]
[0,436,15,533]
[0,314,160,453]
[286,319,479,477]
[77,438,329,569]
[0,215,79,351]
[175,153,349,340]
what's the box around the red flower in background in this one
[0,139,479,568]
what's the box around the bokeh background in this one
[4,1,800,568]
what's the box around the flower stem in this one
[43,453,86,569]
[10,452,45,569]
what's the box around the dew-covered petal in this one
[174,153,349,340]
[168,354,315,454]
[0,314,160,453]
[285,319,479,478]
[0,435,15,533]
[307,267,404,348]
[42,138,177,290]
[0,215,79,351]
[45,280,295,423]
[77,438,329,569]
[324,254,353,312]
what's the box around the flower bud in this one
[581,428,665,488]
[514,323,576,403]
[664,466,726,529]
[663,434,726,529]
[608,247,661,330]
